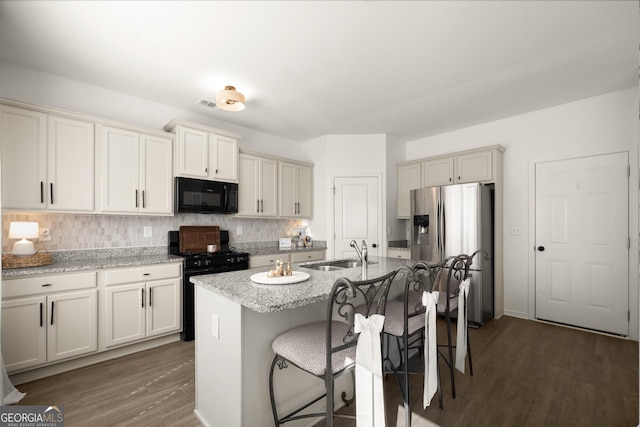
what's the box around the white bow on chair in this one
[422,290,439,408]
[455,279,470,373]
[354,313,386,427]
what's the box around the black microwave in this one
[175,177,238,214]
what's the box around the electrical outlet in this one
[143,226,152,237]
[510,226,522,236]
[237,226,243,236]
[211,313,219,339]
[40,228,51,241]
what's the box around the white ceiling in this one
[0,1,637,143]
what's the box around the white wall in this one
[405,87,639,332]
[0,60,308,161]
[304,134,388,258]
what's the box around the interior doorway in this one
[534,152,629,336]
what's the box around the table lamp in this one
[9,222,39,256]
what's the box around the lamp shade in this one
[216,86,245,112]
[9,222,39,239]
[9,222,39,256]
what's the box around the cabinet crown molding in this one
[239,149,314,168]
[163,119,241,139]
[397,144,505,167]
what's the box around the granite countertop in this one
[191,255,418,314]
[2,248,182,278]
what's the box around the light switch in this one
[237,226,243,236]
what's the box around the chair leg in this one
[446,312,456,399]
[467,323,473,376]
[436,350,443,409]
[325,375,334,427]
[403,333,411,427]
[269,354,281,427]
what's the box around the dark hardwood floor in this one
[11,316,639,427]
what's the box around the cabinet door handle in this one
[256,199,260,213]
[205,167,208,173]
[260,200,264,213]
[40,302,43,327]
[50,183,54,204]
[42,283,52,287]
[142,190,146,208]
[40,181,44,204]
[50,301,55,325]
[141,288,145,308]
[135,190,139,208]
[149,288,152,307]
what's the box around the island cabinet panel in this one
[195,286,340,427]
[1,272,98,374]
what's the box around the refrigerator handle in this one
[440,197,446,260]
[437,198,442,260]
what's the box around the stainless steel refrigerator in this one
[410,183,494,325]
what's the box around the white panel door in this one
[1,296,47,372]
[139,133,173,214]
[535,152,628,335]
[334,176,380,260]
[146,279,181,338]
[48,115,95,211]
[105,283,146,348]
[98,126,139,213]
[47,289,98,362]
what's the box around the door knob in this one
[537,246,545,251]
[372,243,377,248]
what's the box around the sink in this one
[299,259,378,271]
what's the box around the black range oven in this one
[169,229,249,341]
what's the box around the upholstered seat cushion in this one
[437,292,459,313]
[382,300,425,337]
[272,321,357,377]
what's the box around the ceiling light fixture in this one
[215,86,245,112]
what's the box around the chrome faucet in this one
[350,240,368,279]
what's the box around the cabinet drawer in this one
[250,254,285,269]
[290,251,325,263]
[103,263,181,286]
[387,248,411,260]
[3,272,97,299]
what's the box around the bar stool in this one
[268,270,398,427]
[435,250,486,399]
[381,262,442,427]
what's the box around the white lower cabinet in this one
[1,273,98,374]
[101,263,181,349]
[250,250,325,268]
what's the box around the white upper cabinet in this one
[279,161,313,218]
[97,125,173,215]
[0,105,94,212]
[397,146,504,219]
[211,134,239,182]
[397,163,421,219]
[455,150,493,183]
[421,157,455,187]
[175,126,209,178]
[238,152,278,217]
[165,120,240,182]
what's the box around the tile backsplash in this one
[2,213,303,253]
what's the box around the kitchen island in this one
[192,255,416,427]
